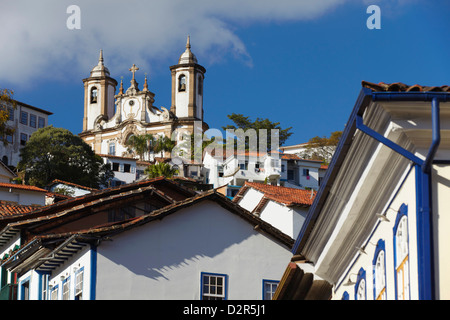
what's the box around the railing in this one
[0,284,17,300]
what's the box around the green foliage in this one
[144,162,178,179]
[17,126,113,188]
[222,113,293,151]
[125,134,175,160]
[299,131,342,164]
[0,88,16,145]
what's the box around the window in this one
[38,117,45,128]
[394,204,410,300]
[20,133,27,146]
[21,280,30,300]
[30,114,37,128]
[62,277,70,300]
[373,240,386,300]
[109,142,116,156]
[302,169,310,176]
[178,75,186,92]
[112,162,120,172]
[7,107,14,121]
[6,134,12,144]
[281,164,285,172]
[287,169,294,180]
[41,274,49,300]
[90,87,98,103]
[123,163,131,173]
[20,111,28,125]
[1,156,8,166]
[354,268,366,300]
[201,273,227,300]
[51,285,59,300]
[75,268,84,300]
[263,280,279,300]
[198,76,203,95]
[239,160,248,170]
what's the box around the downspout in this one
[357,93,446,300]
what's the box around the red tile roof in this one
[0,201,37,217]
[0,182,47,193]
[235,182,316,207]
[362,81,450,92]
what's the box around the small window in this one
[51,285,59,300]
[263,280,279,300]
[6,134,13,144]
[90,87,98,103]
[21,280,30,300]
[302,169,310,176]
[178,75,186,92]
[239,161,248,170]
[198,76,203,95]
[75,268,84,300]
[41,274,49,300]
[20,111,28,125]
[20,133,27,146]
[201,273,227,300]
[7,107,14,121]
[62,277,70,300]
[30,114,37,128]
[38,117,45,128]
[123,163,131,173]
[112,162,120,172]
[109,142,115,156]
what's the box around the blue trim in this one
[74,267,85,300]
[62,275,71,300]
[262,279,279,300]
[372,239,386,300]
[19,275,31,300]
[200,272,228,300]
[341,291,349,300]
[90,245,97,300]
[36,271,50,300]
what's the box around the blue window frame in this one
[62,276,71,300]
[19,276,30,300]
[74,267,84,300]
[262,279,279,300]
[200,272,228,300]
[50,284,59,300]
[38,272,50,300]
[393,203,410,300]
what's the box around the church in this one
[79,37,208,166]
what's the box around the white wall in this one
[96,200,292,300]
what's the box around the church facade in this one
[79,37,208,162]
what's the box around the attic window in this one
[90,87,98,103]
[178,75,186,92]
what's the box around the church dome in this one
[90,50,110,77]
[178,36,198,64]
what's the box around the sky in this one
[1,0,449,147]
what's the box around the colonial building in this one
[276,81,450,300]
[79,37,208,163]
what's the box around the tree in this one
[125,134,154,161]
[153,135,176,155]
[144,162,178,179]
[17,126,113,188]
[299,131,342,164]
[0,88,16,145]
[222,113,293,151]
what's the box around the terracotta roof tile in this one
[237,182,316,207]
[0,202,37,217]
[362,81,450,92]
[0,182,47,193]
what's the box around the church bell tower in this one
[82,50,118,131]
[170,36,206,121]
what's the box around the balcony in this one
[0,284,17,300]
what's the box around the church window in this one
[90,87,98,103]
[30,114,37,128]
[354,268,366,300]
[198,76,203,95]
[20,111,28,125]
[7,107,14,121]
[178,75,186,92]
[394,205,410,300]
[109,142,115,156]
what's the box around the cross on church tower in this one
[129,64,139,81]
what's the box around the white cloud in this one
[0,0,346,88]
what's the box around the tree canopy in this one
[144,162,178,179]
[0,88,16,145]
[18,126,113,188]
[222,113,293,151]
[298,131,342,164]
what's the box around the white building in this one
[276,81,450,300]
[0,182,46,207]
[233,182,316,239]
[0,100,52,168]
[0,185,294,300]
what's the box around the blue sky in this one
[1,0,449,146]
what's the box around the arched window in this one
[355,268,366,300]
[394,205,410,300]
[373,240,386,300]
[90,87,98,103]
[178,75,186,92]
